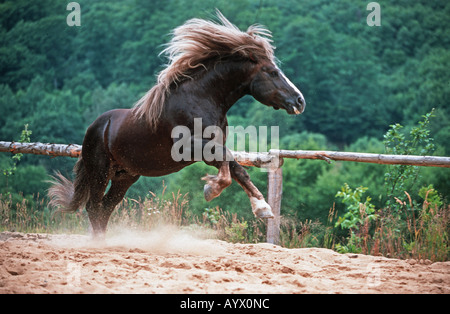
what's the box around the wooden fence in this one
[1,141,450,244]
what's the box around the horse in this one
[48,11,306,238]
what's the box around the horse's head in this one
[249,59,305,115]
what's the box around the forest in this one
[0,1,449,255]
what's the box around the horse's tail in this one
[48,157,90,213]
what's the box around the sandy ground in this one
[0,228,449,294]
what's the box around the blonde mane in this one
[132,10,275,130]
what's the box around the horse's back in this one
[84,108,192,177]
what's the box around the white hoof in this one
[250,197,274,219]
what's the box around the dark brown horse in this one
[49,12,305,238]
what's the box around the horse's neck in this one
[199,60,253,113]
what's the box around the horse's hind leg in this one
[87,174,139,238]
[102,174,140,216]
[83,158,110,238]
[85,178,109,238]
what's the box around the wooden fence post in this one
[266,166,283,245]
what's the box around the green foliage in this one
[1,124,32,196]
[225,221,248,243]
[383,109,436,211]
[384,109,435,156]
[333,183,378,254]
[331,112,447,256]
[335,231,364,254]
[203,207,220,226]
[335,184,377,231]
[332,182,449,260]
[418,184,443,209]
[2,124,31,175]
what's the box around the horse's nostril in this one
[295,95,305,114]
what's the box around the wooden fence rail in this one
[2,141,450,168]
[1,141,450,244]
[273,149,450,168]
[0,141,82,158]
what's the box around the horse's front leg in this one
[201,161,232,201]
[200,140,233,202]
[229,160,274,219]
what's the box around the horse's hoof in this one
[250,197,274,219]
[254,207,275,219]
[204,184,218,202]
[89,231,107,246]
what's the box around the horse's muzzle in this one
[290,94,306,115]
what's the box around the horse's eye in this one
[270,70,278,77]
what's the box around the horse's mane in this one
[132,10,275,130]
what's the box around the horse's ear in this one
[248,52,258,63]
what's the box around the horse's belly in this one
[123,152,195,177]
[104,111,192,177]
[111,140,192,177]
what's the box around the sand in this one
[0,229,449,294]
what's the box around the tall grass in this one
[372,193,449,261]
[0,193,88,233]
[330,189,449,262]
[279,205,336,250]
